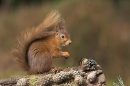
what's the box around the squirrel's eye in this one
[60,34,65,39]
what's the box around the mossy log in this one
[0,58,106,86]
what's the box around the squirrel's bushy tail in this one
[12,10,64,71]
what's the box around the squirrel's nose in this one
[69,40,72,45]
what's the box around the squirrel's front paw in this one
[61,52,70,58]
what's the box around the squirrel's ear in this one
[59,21,66,31]
[55,28,60,36]
[55,31,60,37]
[56,31,58,35]
[54,25,60,32]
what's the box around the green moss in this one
[29,76,38,85]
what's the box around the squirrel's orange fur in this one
[12,10,72,74]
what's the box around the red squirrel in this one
[12,10,72,74]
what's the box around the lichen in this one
[29,76,38,85]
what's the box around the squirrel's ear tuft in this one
[54,24,60,32]
[58,21,66,31]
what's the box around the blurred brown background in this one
[0,0,130,85]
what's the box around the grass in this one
[113,76,125,86]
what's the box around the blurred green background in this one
[0,0,130,85]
